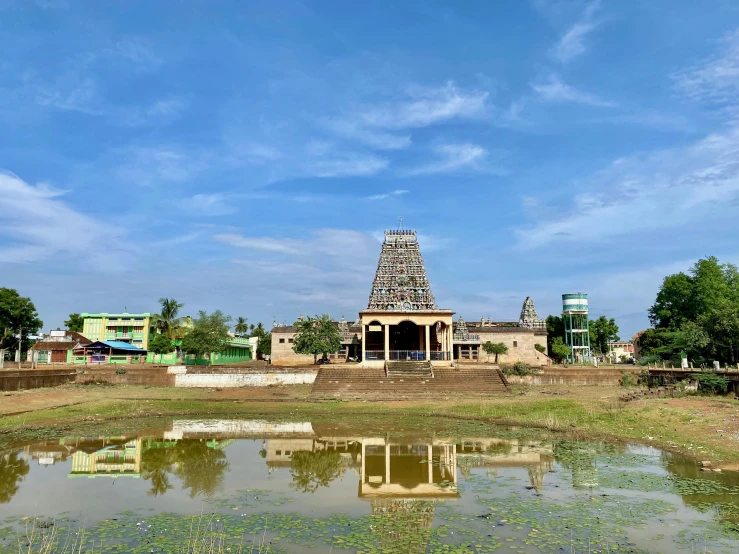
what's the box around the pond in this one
[1,417,739,553]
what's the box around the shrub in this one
[511,361,533,376]
[620,371,636,387]
[690,373,729,395]
[535,344,546,354]
[115,368,127,375]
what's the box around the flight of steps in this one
[309,366,509,400]
[385,360,433,378]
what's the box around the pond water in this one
[1,417,739,553]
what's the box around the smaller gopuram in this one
[518,296,546,330]
[360,228,454,366]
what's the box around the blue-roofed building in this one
[73,341,147,364]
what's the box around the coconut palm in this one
[156,298,184,339]
[234,317,248,336]
[253,322,266,337]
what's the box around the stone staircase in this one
[309,366,508,400]
[385,360,433,378]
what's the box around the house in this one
[80,313,154,349]
[29,329,92,364]
[72,341,147,364]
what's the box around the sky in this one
[2,0,739,339]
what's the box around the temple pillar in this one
[361,441,366,484]
[384,324,390,360]
[361,325,366,362]
[385,441,391,484]
[427,444,433,483]
[425,325,431,361]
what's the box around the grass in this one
[1,383,739,465]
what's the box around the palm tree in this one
[253,322,266,337]
[156,298,184,339]
[234,317,248,336]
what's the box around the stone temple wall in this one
[474,330,550,366]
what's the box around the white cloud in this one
[531,75,617,107]
[366,189,409,201]
[515,123,739,249]
[36,77,104,115]
[405,143,490,176]
[215,234,302,254]
[114,38,163,70]
[673,28,739,110]
[305,152,388,178]
[0,172,132,269]
[178,193,237,217]
[551,1,601,63]
[322,118,411,150]
[116,146,211,186]
[359,81,489,129]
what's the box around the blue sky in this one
[2,0,739,338]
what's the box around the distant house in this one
[80,313,154,349]
[30,329,91,364]
[73,341,147,364]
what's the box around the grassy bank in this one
[1,383,738,467]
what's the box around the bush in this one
[620,371,636,387]
[509,361,533,376]
[690,373,729,395]
[115,368,127,375]
[535,344,546,354]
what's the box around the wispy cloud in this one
[178,193,238,216]
[358,81,489,129]
[531,75,617,107]
[113,38,163,70]
[116,146,211,186]
[673,28,739,109]
[405,143,491,176]
[0,171,132,269]
[366,189,409,201]
[304,151,388,178]
[515,123,739,249]
[551,1,601,63]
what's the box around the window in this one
[513,341,518,348]
[285,450,291,455]
[276,450,282,455]
[279,338,285,344]
[288,338,294,343]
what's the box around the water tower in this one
[562,293,592,363]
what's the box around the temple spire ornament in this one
[519,296,545,329]
[366,227,437,311]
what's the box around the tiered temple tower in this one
[360,227,454,366]
[518,297,546,330]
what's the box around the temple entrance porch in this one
[360,311,454,366]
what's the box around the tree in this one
[258,332,272,357]
[289,450,346,493]
[252,322,266,338]
[65,313,84,332]
[545,315,565,354]
[0,453,30,503]
[172,440,229,498]
[234,317,248,336]
[550,337,572,364]
[181,310,232,365]
[156,298,184,339]
[149,333,174,364]
[646,257,739,364]
[0,288,43,354]
[589,316,620,357]
[292,314,342,364]
[535,344,546,353]
[483,342,508,363]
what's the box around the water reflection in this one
[0,453,29,503]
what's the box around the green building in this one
[81,313,153,349]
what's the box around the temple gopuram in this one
[271,226,548,367]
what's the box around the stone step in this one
[310,367,508,399]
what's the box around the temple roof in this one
[366,229,439,312]
[518,296,546,330]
